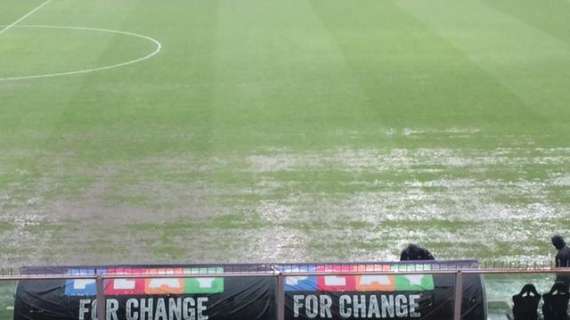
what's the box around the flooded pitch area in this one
[0,129,569,318]
[1,130,569,268]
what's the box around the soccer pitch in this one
[1,0,570,269]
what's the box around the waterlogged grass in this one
[129,213,266,233]
[0,223,14,233]
[2,145,569,266]
[0,281,16,320]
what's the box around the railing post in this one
[96,275,105,320]
[276,272,285,320]
[453,270,464,320]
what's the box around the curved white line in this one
[0,25,162,81]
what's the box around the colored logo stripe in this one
[105,268,146,295]
[285,276,318,291]
[356,275,396,292]
[395,275,434,291]
[316,265,357,292]
[184,267,224,294]
[66,267,226,296]
[283,265,317,292]
[65,268,99,296]
[281,264,435,293]
[144,268,185,294]
[185,278,224,294]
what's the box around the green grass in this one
[0,282,15,320]
[1,0,570,271]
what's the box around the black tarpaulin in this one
[14,261,485,320]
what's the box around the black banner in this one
[278,264,485,320]
[14,261,485,320]
[14,266,275,320]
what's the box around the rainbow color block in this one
[283,264,435,293]
[65,267,224,296]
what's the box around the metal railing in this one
[1,264,570,320]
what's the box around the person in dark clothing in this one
[400,244,435,261]
[552,235,570,267]
[552,235,570,290]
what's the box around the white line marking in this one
[0,25,162,81]
[0,0,51,36]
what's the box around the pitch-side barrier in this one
[1,261,569,320]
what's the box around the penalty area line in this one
[0,0,51,36]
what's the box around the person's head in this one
[407,243,419,250]
[552,235,566,250]
[405,243,419,253]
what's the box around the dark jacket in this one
[552,236,570,287]
[400,244,435,261]
[555,246,570,268]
